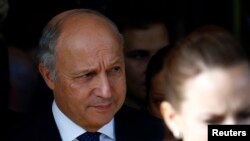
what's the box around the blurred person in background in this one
[112,12,170,110]
[107,0,171,110]
[144,45,175,141]
[160,25,250,141]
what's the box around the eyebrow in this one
[125,50,150,57]
[199,110,224,118]
[72,69,94,77]
[237,105,250,113]
[109,57,123,66]
[72,57,123,76]
[126,49,150,54]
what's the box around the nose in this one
[223,117,236,125]
[97,74,112,98]
[143,59,150,73]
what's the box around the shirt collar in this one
[99,117,115,140]
[52,101,115,141]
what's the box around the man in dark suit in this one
[6,8,129,141]
[7,104,155,141]
[6,8,168,141]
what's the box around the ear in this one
[160,101,183,140]
[38,64,55,90]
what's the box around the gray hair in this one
[37,9,123,81]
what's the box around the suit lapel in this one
[37,107,62,141]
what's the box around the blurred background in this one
[3,0,249,49]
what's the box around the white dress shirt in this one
[52,101,116,141]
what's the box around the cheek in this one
[59,80,91,107]
[181,122,207,141]
[71,84,89,97]
[180,113,208,141]
[181,107,207,128]
[125,60,138,73]
[125,64,146,80]
[68,96,86,112]
[66,84,89,106]
[112,77,126,98]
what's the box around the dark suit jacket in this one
[5,105,165,141]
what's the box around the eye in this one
[110,66,121,74]
[237,111,250,121]
[125,50,150,60]
[205,116,224,124]
[82,72,96,80]
[107,66,122,77]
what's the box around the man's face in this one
[123,23,169,104]
[51,16,126,131]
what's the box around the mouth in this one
[93,103,112,111]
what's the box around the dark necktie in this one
[77,132,101,141]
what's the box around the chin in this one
[95,114,113,126]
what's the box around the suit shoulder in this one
[5,109,61,141]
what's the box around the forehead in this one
[56,14,122,52]
[181,65,250,113]
[55,36,123,75]
[55,14,123,69]
[123,23,169,51]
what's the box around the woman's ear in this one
[160,101,183,140]
[38,64,55,90]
